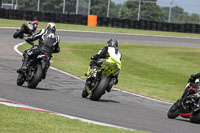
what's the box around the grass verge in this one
[19,42,200,102]
[0,105,146,133]
[1,18,200,38]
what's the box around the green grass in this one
[1,18,200,38]
[19,42,200,102]
[0,105,146,133]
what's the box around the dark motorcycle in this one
[82,59,121,101]
[13,23,35,39]
[167,80,200,123]
[17,42,50,88]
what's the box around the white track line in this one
[0,98,135,131]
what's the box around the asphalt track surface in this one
[1,28,200,133]
[58,29,200,47]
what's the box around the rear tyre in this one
[90,75,109,101]
[27,64,43,89]
[17,73,25,86]
[81,88,89,98]
[167,102,179,119]
[190,110,200,123]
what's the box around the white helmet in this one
[46,22,56,33]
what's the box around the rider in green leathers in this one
[85,38,122,92]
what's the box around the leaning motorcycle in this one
[82,58,121,101]
[13,23,34,39]
[167,80,200,123]
[17,42,50,89]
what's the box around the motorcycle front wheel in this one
[81,88,89,98]
[13,29,23,38]
[16,73,25,86]
[167,102,179,119]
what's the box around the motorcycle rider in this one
[26,20,38,34]
[179,73,200,108]
[85,38,122,92]
[14,20,38,38]
[17,22,60,74]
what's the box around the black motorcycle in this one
[17,42,50,88]
[13,23,34,39]
[167,80,200,123]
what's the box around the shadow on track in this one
[30,87,56,91]
[99,99,120,103]
[82,97,120,103]
[21,86,56,91]
[175,118,191,123]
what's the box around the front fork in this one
[85,67,100,94]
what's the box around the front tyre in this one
[17,73,25,86]
[27,64,43,89]
[90,75,109,101]
[13,30,22,38]
[167,102,179,119]
[81,88,89,98]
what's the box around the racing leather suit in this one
[17,29,60,73]
[89,46,122,86]
[21,22,38,36]
[180,73,200,105]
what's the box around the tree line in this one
[2,0,200,24]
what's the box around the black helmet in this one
[107,38,118,47]
[46,22,56,33]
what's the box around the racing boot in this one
[106,77,117,92]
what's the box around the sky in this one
[113,0,200,15]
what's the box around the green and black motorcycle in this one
[82,57,121,101]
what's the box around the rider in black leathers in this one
[179,73,200,107]
[17,22,60,73]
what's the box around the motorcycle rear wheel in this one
[190,110,200,123]
[27,64,43,88]
[17,73,25,86]
[167,102,179,119]
[90,75,109,101]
